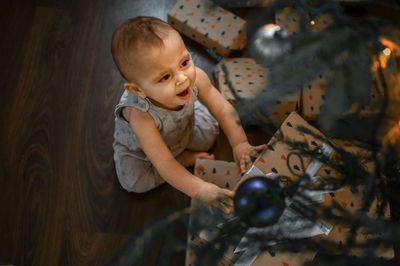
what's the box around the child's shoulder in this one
[122,106,153,127]
[195,67,212,93]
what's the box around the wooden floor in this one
[0,0,270,265]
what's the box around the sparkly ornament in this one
[234,176,285,227]
[249,24,291,67]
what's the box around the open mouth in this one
[177,88,189,97]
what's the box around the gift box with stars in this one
[168,0,247,57]
[213,57,301,125]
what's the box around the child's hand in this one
[233,142,266,173]
[194,181,235,213]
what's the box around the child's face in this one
[127,30,196,110]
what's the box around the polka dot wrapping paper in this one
[213,57,268,101]
[301,49,399,128]
[237,111,375,195]
[296,13,352,122]
[236,111,393,260]
[251,250,317,266]
[275,7,307,36]
[276,8,400,134]
[193,158,241,189]
[185,158,241,266]
[213,57,301,125]
[184,114,393,265]
[308,13,334,32]
[168,0,247,57]
[300,71,332,121]
[274,8,332,36]
[276,10,335,121]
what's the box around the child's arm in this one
[124,106,234,207]
[195,67,266,172]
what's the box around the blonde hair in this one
[111,16,174,81]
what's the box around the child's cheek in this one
[189,66,196,82]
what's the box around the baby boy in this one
[111,16,264,208]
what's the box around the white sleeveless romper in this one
[113,85,219,193]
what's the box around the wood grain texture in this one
[0,0,267,264]
[0,0,201,265]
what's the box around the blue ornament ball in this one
[234,176,285,227]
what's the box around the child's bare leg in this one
[182,149,215,167]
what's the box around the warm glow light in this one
[310,20,315,25]
[383,48,391,56]
[380,36,399,51]
[383,120,400,145]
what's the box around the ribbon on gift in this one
[246,142,333,198]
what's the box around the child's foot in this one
[182,149,215,167]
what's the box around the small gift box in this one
[275,6,305,35]
[168,0,247,57]
[193,158,241,189]
[275,6,332,35]
[213,57,268,100]
[213,57,301,125]
[308,13,334,32]
[300,71,332,121]
[185,159,240,266]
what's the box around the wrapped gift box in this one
[300,71,389,124]
[237,111,393,260]
[239,111,376,199]
[186,159,322,266]
[213,57,301,125]
[185,113,393,266]
[300,30,399,126]
[308,13,334,32]
[275,6,332,35]
[185,159,240,266]
[274,8,388,125]
[213,57,268,100]
[274,9,335,121]
[275,7,306,35]
[300,71,333,121]
[193,158,241,189]
[168,0,247,57]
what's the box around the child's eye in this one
[159,74,170,82]
[181,59,190,67]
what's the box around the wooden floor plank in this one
[58,231,131,266]
[0,5,74,265]
[0,0,238,264]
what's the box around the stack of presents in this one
[167,0,398,264]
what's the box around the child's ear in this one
[124,82,147,99]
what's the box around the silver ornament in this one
[249,24,291,67]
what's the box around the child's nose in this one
[175,71,187,86]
